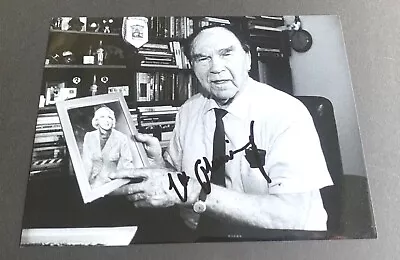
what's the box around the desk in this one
[22,173,195,244]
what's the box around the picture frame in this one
[45,81,77,106]
[56,93,149,203]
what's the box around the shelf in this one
[148,36,186,43]
[136,100,185,107]
[45,64,127,69]
[38,106,57,113]
[49,29,120,37]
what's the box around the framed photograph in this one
[56,93,149,203]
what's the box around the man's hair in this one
[92,106,116,129]
[183,24,251,62]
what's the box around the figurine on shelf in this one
[90,74,98,96]
[88,21,100,32]
[61,51,76,64]
[68,17,85,31]
[46,51,76,64]
[102,18,114,33]
[95,40,106,65]
[50,17,62,30]
[47,53,60,64]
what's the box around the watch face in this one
[193,201,206,213]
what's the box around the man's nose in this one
[209,57,224,73]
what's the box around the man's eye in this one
[195,56,210,63]
[222,50,232,57]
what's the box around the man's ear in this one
[246,51,252,71]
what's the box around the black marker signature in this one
[169,120,271,202]
[168,171,190,202]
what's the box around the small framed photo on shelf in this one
[56,93,149,203]
[108,85,130,96]
[45,82,77,106]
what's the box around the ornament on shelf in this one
[122,17,149,48]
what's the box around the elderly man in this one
[112,25,333,241]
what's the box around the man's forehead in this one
[192,27,241,53]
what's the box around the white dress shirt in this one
[164,78,333,231]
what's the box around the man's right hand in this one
[135,133,165,167]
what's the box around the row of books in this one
[246,16,288,58]
[31,113,67,176]
[136,72,199,102]
[147,16,236,39]
[129,109,139,127]
[137,106,178,148]
[256,47,285,58]
[138,41,190,69]
[148,16,194,39]
[246,16,285,31]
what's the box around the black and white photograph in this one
[56,93,149,203]
[20,15,376,246]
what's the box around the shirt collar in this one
[203,78,254,120]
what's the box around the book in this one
[143,56,174,62]
[36,114,60,125]
[203,16,231,25]
[140,60,176,66]
[138,50,174,57]
[140,63,179,69]
[248,24,282,32]
[34,132,64,144]
[172,41,183,69]
[141,42,170,50]
[36,123,62,132]
[136,72,154,102]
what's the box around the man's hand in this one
[110,167,178,207]
[135,133,164,166]
[109,167,202,208]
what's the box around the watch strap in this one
[198,188,207,202]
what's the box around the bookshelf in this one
[50,29,120,37]
[31,15,292,179]
[44,64,127,69]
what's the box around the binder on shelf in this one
[172,41,183,69]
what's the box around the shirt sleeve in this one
[266,106,333,194]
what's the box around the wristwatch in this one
[193,188,207,213]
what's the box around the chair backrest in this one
[295,96,344,236]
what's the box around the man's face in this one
[191,27,251,105]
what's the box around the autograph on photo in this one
[168,121,271,202]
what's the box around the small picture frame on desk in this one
[56,93,149,203]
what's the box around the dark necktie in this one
[196,108,228,239]
[211,108,228,186]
